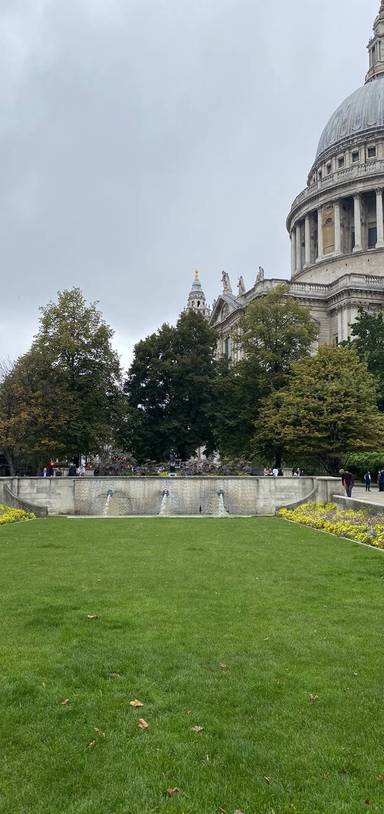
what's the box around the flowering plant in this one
[278,501,384,549]
[0,504,36,525]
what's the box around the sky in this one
[0,0,379,370]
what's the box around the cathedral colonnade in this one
[290,187,384,275]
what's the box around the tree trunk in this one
[3,449,15,476]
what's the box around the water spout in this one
[103,489,113,517]
[159,489,171,516]
[217,490,229,517]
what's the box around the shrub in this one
[278,501,384,549]
[0,504,36,525]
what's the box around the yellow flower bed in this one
[278,502,384,549]
[0,504,36,525]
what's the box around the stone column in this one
[291,229,296,274]
[337,308,343,343]
[342,307,350,341]
[317,208,323,261]
[334,200,341,254]
[353,193,362,252]
[304,215,311,267]
[296,222,302,272]
[376,188,384,248]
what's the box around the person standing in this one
[339,469,354,498]
[379,470,384,492]
[364,470,372,492]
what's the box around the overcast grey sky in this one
[0,0,379,368]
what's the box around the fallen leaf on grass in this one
[376,774,384,782]
[264,776,272,784]
[218,808,226,813]
[129,699,144,708]
[219,662,227,670]
[309,694,319,704]
[234,810,245,814]
[94,728,105,738]
[191,725,204,733]
[87,614,98,620]
[61,698,70,705]
[109,672,122,679]
[138,718,149,730]
[87,739,97,749]
[166,788,180,796]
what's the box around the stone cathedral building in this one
[187,3,384,357]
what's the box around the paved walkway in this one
[348,486,384,507]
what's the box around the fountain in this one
[217,490,229,517]
[103,489,113,517]
[159,489,171,516]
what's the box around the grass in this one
[0,517,384,814]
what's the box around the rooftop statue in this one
[238,276,246,295]
[221,270,233,294]
[256,266,265,283]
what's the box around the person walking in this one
[364,470,372,492]
[339,469,354,498]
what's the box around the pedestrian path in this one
[347,486,384,507]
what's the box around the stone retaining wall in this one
[0,476,343,517]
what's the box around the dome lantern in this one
[366,2,384,83]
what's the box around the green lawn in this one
[1,518,384,814]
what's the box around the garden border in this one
[279,517,384,554]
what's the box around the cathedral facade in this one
[187,3,384,357]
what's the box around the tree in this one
[212,358,263,460]
[0,352,68,473]
[238,284,318,391]
[33,288,125,460]
[125,310,218,462]
[213,286,318,459]
[253,345,384,474]
[0,289,126,471]
[351,308,384,409]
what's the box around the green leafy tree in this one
[253,345,384,474]
[351,308,384,409]
[33,288,125,460]
[213,285,318,459]
[0,289,126,471]
[126,310,218,462]
[0,353,68,473]
[238,284,318,391]
[344,451,384,481]
[212,358,263,459]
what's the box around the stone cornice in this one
[292,245,384,280]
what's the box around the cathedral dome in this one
[316,76,384,161]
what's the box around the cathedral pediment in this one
[210,293,242,326]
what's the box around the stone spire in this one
[186,271,210,319]
[366,3,384,83]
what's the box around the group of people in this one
[263,467,303,477]
[42,462,86,477]
[263,466,283,477]
[362,469,384,492]
[340,468,384,498]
